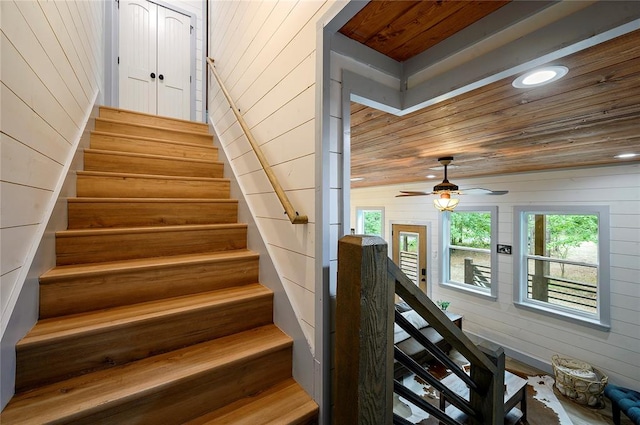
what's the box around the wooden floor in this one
[506,358,632,425]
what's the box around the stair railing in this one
[206,57,308,224]
[335,235,505,425]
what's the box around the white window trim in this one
[440,206,498,300]
[355,207,385,237]
[513,205,611,331]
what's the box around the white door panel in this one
[119,0,157,114]
[157,7,191,119]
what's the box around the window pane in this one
[363,210,382,235]
[526,258,598,314]
[399,232,419,285]
[450,212,491,249]
[449,248,491,288]
[526,214,599,262]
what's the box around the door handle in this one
[159,74,164,81]
[150,72,156,79]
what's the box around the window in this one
[513,206,610,330]
[355,207,384,237]
[440,206,498,298]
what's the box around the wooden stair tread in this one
[96,117,211,137]
[40,250,258,282]
[68,197,237,204]
[77,170,229,182]
[99,106,210,133]
[19,284,270,346]
[92,131,215,149]
[186,378,319,425]
[56,223,247,238]
[85,148,221,165]
[1,325,291,424]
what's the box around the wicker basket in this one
[552,354,608,408]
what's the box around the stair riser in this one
[40,256,259,318]
[62,348,292,425]
[16,294,274,392]
[56,226,248,266]
[84,151,223,178]
[91,133,217,160]
[95,119,213,145]
[77,174,230,199]
[99,108,210,134]
[68,201,238,228]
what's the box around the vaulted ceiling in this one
[338,1,640,188]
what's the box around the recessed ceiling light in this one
[614,153,638,159]
[513,66,568,88]
[426,174,437,179]
[350,177,365,182]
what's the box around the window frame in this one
[355,207,385,237]
[513,205,610,330]
[440,206,498,300]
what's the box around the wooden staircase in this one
[1,107,318,424]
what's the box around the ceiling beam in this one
[401,2,640,114]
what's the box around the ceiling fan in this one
[397,157,508,211]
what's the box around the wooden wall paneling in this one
[0,183,52,228]
[61,1,99,82]
[38,2,93,99]
[238,170,275,195]
[221,2,276,86]
[251,86,315,150]
[222,1,297,92]
[53,1,99,90]
[1,33,78,142]
[254,218,315,258]
[258,119,315,164]
[269,246,316,292]
[214,2,252,68]
[281,277,314,326]
[0,270,21,313]
[239,5,320,114]
[272,154,315,191]
[0,83,70,166]
[15,1,88,108]
[0,226,39,277]
[243,54,315,129]
[210,1,241,57]
[1,134,62,191]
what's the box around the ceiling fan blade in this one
[461,187,509,195]
[396,190,434,197]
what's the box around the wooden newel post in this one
[470,341,505,425]
[335,235,395,425]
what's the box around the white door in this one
[119,0,191,119]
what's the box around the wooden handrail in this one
[206,57,308,224]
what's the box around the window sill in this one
[440,281,498,301]
[514,301,610,332]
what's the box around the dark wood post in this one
[470,341,505,425]
[335,235,394,425]
[464,257,474,284]
[532,215,549,301]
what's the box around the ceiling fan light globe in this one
[434,196,459,212]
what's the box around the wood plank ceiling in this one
[341,1,640,188]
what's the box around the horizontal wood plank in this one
[55,224,248,265]
[76,171,230,199]
[67,198,238,228]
